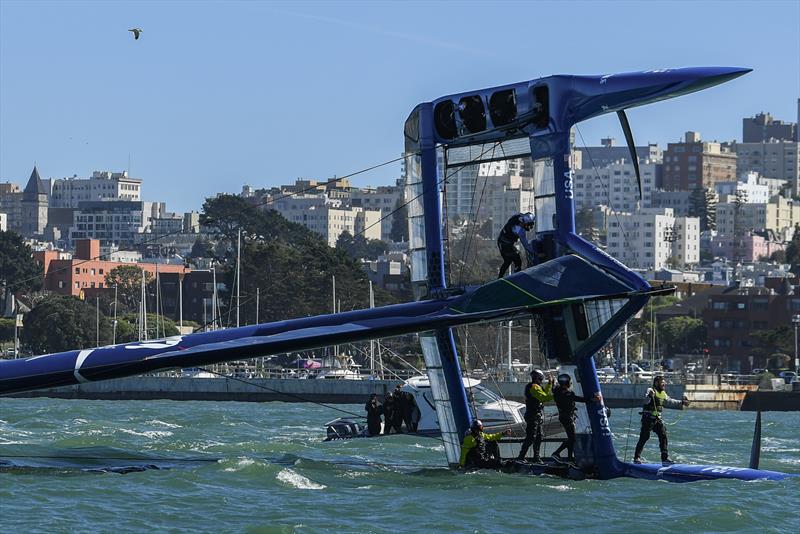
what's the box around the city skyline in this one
[1,1,798,213]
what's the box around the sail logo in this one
[596,404,611,436]
[700,466,747,474]
[563,170,574,199]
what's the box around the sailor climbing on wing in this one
[497,212,537,278]
[633,375,690,466]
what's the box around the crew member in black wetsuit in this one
[633,375,689,465]
[497,212,536,278]
[382,391,399,434]
[516,369,554,463]
[551,374,588,464]
[364,393,383,436]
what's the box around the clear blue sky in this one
[1,0,798,213]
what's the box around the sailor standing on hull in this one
[633,375,690,465]
[497,212,537,278]
[517,369,554,463]
[551,374,590,464]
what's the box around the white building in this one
[350,181,403,241]
[606,208,699,270]
[649,190,694,217]
[733,140,800,196]
[714,172,770,204]
[68,200,164,248]
[573,159,658,211]
[715,195,800,237]
[273,195,381,247]
[50,171,142,208]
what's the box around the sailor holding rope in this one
[633,375,690,465]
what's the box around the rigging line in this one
[623,406,634,462]
[456,327,478,416]
[196,366,366,419]
[442,149,453,287]
[349,141,505,243]
[574,125,635,253]
[457,143,497,287]
[5,153,417,294]
[467,322,515,427]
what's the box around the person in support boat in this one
[551,373,590,464]
[364,393,383,436]
[633,375,690,465]
[395,383,419,432]
[382,391,399,434]
[516,369,554,463]
[459,419,511,469]
[497,212,537,278]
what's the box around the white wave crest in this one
[118,428,173,439]
[276,468,326,490]
[144,420,183,429]
[223,457,256,472]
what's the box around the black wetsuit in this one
[383,394,399,434]
[517,381,553,461]
[497,214,525,278]
[400,391,418,432]
[364,398,383,436]
[551,386,585,461]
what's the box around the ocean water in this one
[1,398,798,533]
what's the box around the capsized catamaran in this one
[1,66,796,482]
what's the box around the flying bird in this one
[128,28,143,40]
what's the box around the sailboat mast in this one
[332,275,337,357]
[507,321,513,381]
[155,263,160,338]
[212,267,217,330]
[178,274,183,332]
[236,227,241,328]
[141,270,148,341]
[369,281,375,377]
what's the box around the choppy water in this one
[1,398,798,533]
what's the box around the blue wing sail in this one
[0,256,654,397]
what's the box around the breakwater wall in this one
[6,376,683,409]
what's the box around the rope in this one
[623,406,634,462]
[456,142,497,286]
